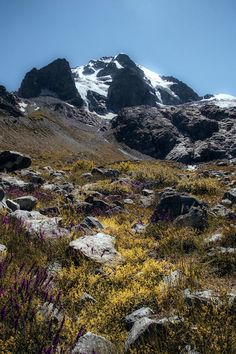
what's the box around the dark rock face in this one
[107,68,158,112]
[162,76,201,104]
[87,90,108,115]
[18,59,83,107]
[112,106,179,158]
[0,85,23,117]
[171,110,219,141]
[0,151,32,172]
[112,103,236,163]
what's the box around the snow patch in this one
[139,65,179,102]
[18,101,28,113]
[202,94,236,108]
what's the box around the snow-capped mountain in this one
[71,53,201,116]
[17,53,236,119]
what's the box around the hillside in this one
[0,53,236,353]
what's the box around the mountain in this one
[0,53,235,164]
[72,53,201,115]
[18,58,84,107]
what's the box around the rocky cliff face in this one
[112,103,236,163]
[18,59,83,107]
[0,85,23,117]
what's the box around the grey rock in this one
[72,332,117,354]
[80,292,96,303]
[123,198,134,205]
[80,216,104,230]
[211,204,236,220]
[69,232,124,266]
[142,189,154,196]
[174,206,208,230]
[125,316,182,352]
[131,222,147,233]
[184,289,219,307]
[10,210,69,238]
[21,170,45,185]
[163,270,182,286]
[91,167,120,178]
[221,199,233,207]
[0,175,33,191]
[223,188,236,205]
[125,307,154,329]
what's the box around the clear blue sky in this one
[1,0,236,95]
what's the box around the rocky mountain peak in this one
[18,58,83,107]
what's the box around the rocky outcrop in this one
[0,85,23,117]
[112,106,179,158]
[112,103,236,163]
[18,59,83,107]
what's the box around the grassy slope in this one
[0,157,236,353]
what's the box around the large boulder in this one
[193,141,227,162]
[18,58,83,107]
[10,210,69,238]
[174,206,208,231]
[13,196,38,211]
[0,151,31,172]
[72,332,117,354]
[69,232,124,266]
[152,190,204,222]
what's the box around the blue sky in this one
[1,0,236,95]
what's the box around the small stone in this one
[80,216,104,230]
[124,198,134,205]
[80,292,96,303]
[142,189,154,196]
